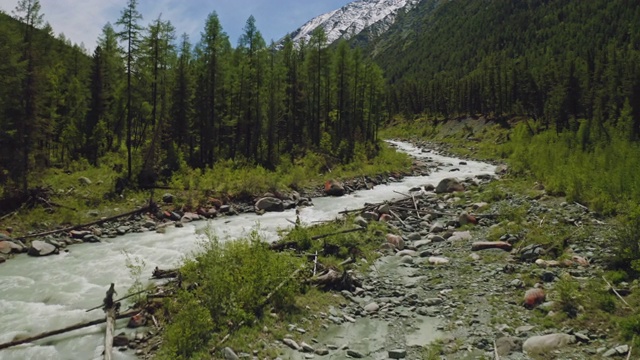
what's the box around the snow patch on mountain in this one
[288,0,421,45]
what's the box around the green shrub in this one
[555,273,582,318]
[609,209,640,276]
[158,229,303,358]
[159,291,214,360]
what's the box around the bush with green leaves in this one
[609,208,640,276]
[555,273,582,318]
[158,228,303,358]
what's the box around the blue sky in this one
[0,0,352,49]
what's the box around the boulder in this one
[389,349,407,359]
[361,211,379,221]
[282,338,301,351]
[223,347,240,360]
[435,178,464,193]
[520,244,545,262]
[208,198,223,208]
[127,312,147,328]
[428,256,449,265]
[386,234,405,250]
[181,212,200,222]
[162,193,175,204]
[197,207,218,218]
[113,333,129,347]
[0,240,23,254]
[354,216,368,228]
[364,302,379,313]
[377,204,390,214]
[495,336,522,356]
[572,255,590,267]
[324,179,345,196]
[28,240,59,257]
[523,334,576,355]
[78,176,92,185]
[471,241,513,252]
[523,288,546,309]
[458,212,477,225]
[255,197,284,212]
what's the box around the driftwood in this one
[388,209,407,226]
[602,276,635,311]
[0,310,137,350]
[310,268,360,291]
[152,267,179,279]
[86,289,147,312]
[16,204,153,240]
[103,284,117,360]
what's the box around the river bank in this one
[0,142,418,265]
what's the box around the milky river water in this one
[0,141,495,360]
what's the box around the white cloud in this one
[0,0,352,50]
[0,0,121,49]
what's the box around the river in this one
[0,141,495,360]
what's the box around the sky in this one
[0,0,352,50]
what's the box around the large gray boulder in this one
[523,334,576,355]
[28,240,59,257]
[435,177,464,193]
[255,197,284,212]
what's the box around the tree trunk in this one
[104,307,116,360]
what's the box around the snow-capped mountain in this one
[288,0,421,45]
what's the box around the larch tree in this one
[116,0,143,180]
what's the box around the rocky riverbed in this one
[269,147,630,359]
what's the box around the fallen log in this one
[16,204,153,240]
[471,241,513,252]
[104,284,116,360]
[0,310,137,350]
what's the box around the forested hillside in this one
[372,0,640,132]
[0,0,387,200]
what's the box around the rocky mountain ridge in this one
[286,0,422,45]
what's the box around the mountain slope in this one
[365,0,640,121]
[287,0,421,45]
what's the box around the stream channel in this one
[0,141,495,360]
